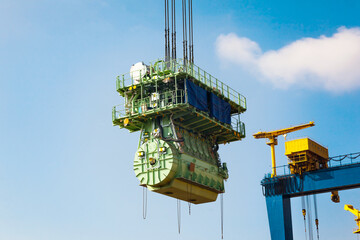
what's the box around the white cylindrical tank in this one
[130,62,148,84]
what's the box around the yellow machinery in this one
[285,138,328,175]
[344,204,360,234]
[253,121,315,177]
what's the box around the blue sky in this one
[1,0,360,239]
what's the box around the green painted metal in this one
[132,115,228,203]
[116,58,246,112]
[113,58,246,203]
[112,59,246,143]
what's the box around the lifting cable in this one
[306,195,314,240]
[188,0,194,63]
[177,199,181,234]
[165,0,170,62]
[171,0,177,60]
[313,195,320,240]
[182,0,188,64]
[221,193,224,239]
[187,181,192,215]
[143,187,148,219]
[301,196,308,240]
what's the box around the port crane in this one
[344,204,360,234]
[253,121,315,177]
[256,121,360,240]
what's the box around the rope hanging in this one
[187,182,192,215]
[188,0,194,63]
[302,196,308,240]
[221,193,224,239]
[143,187,148,219]
[313,195,320,240]
[306,195,314,240]
[177,199,181,234]
[182,0,188,65]
[171,0,176,60]
[164,0,170,62]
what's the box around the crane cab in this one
[285,138,328,175]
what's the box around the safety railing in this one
[328,152,360,167]
[113,89,186,120]
[231,115,245,136]
[133,89,186,114]
[116,58,246,110]
[113,88,245,134]
[265,151,360,177]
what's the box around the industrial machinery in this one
[285,137,329,175]
[112,1,246,204]
[253,121,315,177]
[344,204,360,234]
[113,60,246,204]
[260,137,360,240]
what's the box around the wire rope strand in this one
[306,195,313,240]
[182,0,188,64]
[171,0,176,60]
[188,0,194,63]
[302,196,308,240]
[187,182,192,215]
[177,199,181,234]
[165,0,170,62]
[221,193,224,239]
[313,195,320,240]
[143,187,147,219]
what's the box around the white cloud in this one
[216,27,360,92]
[216,33,262,65]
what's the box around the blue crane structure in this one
[261,153,360,240]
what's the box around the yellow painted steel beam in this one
[253,121,314,139]
[344,204,360,234]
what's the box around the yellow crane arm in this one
[253,121,315,139]
[345,204,360,217]
[344,204,360,234]
[253,121,315,178]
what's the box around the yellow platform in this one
[285,138,329,174]
[148,179,219,204]
[285,138,328,159]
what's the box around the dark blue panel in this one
[209,93,231,124]
[222,100,231,124]
[185,80,208,112]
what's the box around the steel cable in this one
[302,196,308,240]
[143,187,148,219]
[177,199,181,234]
[313,195,320,240]
[182,0,188,64]
[221,193,224,239]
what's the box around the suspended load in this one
[113,0,246,204]
[113,59,247,203]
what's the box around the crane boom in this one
[253,121,315,177]
[253,121,315,139]
[344,204,360,234]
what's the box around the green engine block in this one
[133,116,228,204]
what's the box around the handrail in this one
[328,152,360,167]
[265,152,360,177]
[116,58,246,111]
[113,92,245,134]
